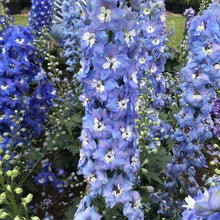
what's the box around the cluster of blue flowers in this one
[163,1,220,215]
[0,23,56,155]
[75,0,143,219]
[139,0,168,108]
[62,0,85,72]
[35,160,72,194]
[22,70,56,137]
[183,7,195,31]
[212,98,220,138]
[135,0,171,154]
[28,0,53,36]
[182,185,220,220]
[0,24,40,150]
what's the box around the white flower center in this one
[131,71,138,84]
[133,199,142,210]
[124,30,136,47]
[79,150,85,161]
[82,133,89,146]
[160,15,166,22]
[87,174,96,183]
[139,58,146,64]
[135,99,141,113]
[103,57,120,71]
[151,66,157,73]
[147,25,155,34]
[37,94,42,99]
[152,38,160,45]
[156,75,161,81]
[1,85,8,90]
[93,118,105,132]
[112,183,124,199]
[11,95,17,101]
[131,154,138,167]
[82,32,96,48]
[214,63,220,70]
[104,150,115,164]
[143,7,150,15]
[16,38,25,44]
[182,195,196,209]
[39,177,46,184]
[202,45,212,56]
[120,127,132,141]
[97,7,111,23]
[118,99,129,111]
[91,79,105,93]
[193,95,202,100]
[196,22,205,32]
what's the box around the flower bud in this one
[3,154,10,161]
[15,188,23,195]
[31,217,40,220]
[22,193,33,204]
[0,210,9,219]
[6,170,12,177]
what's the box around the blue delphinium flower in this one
[28,0,53,36]
[183,7,195,31]
[0,23,56,163]
[135,0,172,150]
[138,0,169,108]
[61,0,85,72]
[75,0,143,219]
[0,24,40,150]
[162,1,220,217]
[22,70,56,137]
[182,186,220,220]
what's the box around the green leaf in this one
[63,197,81,220]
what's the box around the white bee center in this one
[147,26,155,34]
[104,150,115,164]
[91,80,105,93]
[120,127,132,141]
[93,118,105,132]
[118,99,129,111]
[112,183,124,199]
[103,57,120,71]
[97,7,111,23]
[82,32,96,48]
[131,71,138,84]
[1,85,8,90]
[124,29,136,47]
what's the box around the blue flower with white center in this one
[182,186,220,220]
[103,174,133,208]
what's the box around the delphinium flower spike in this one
[161,1,220,217]
[28,0,53,36]
[75,0,143,219]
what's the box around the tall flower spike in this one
[62,0,85,73]
[162,2,220,217]
[75,1,143,219]
[28,0,53,36]
[135,0,172,178]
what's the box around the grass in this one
[166,16,186,47]
[13,14,28,27]
[13,14,186,47]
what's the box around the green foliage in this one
[63,197,81,220]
